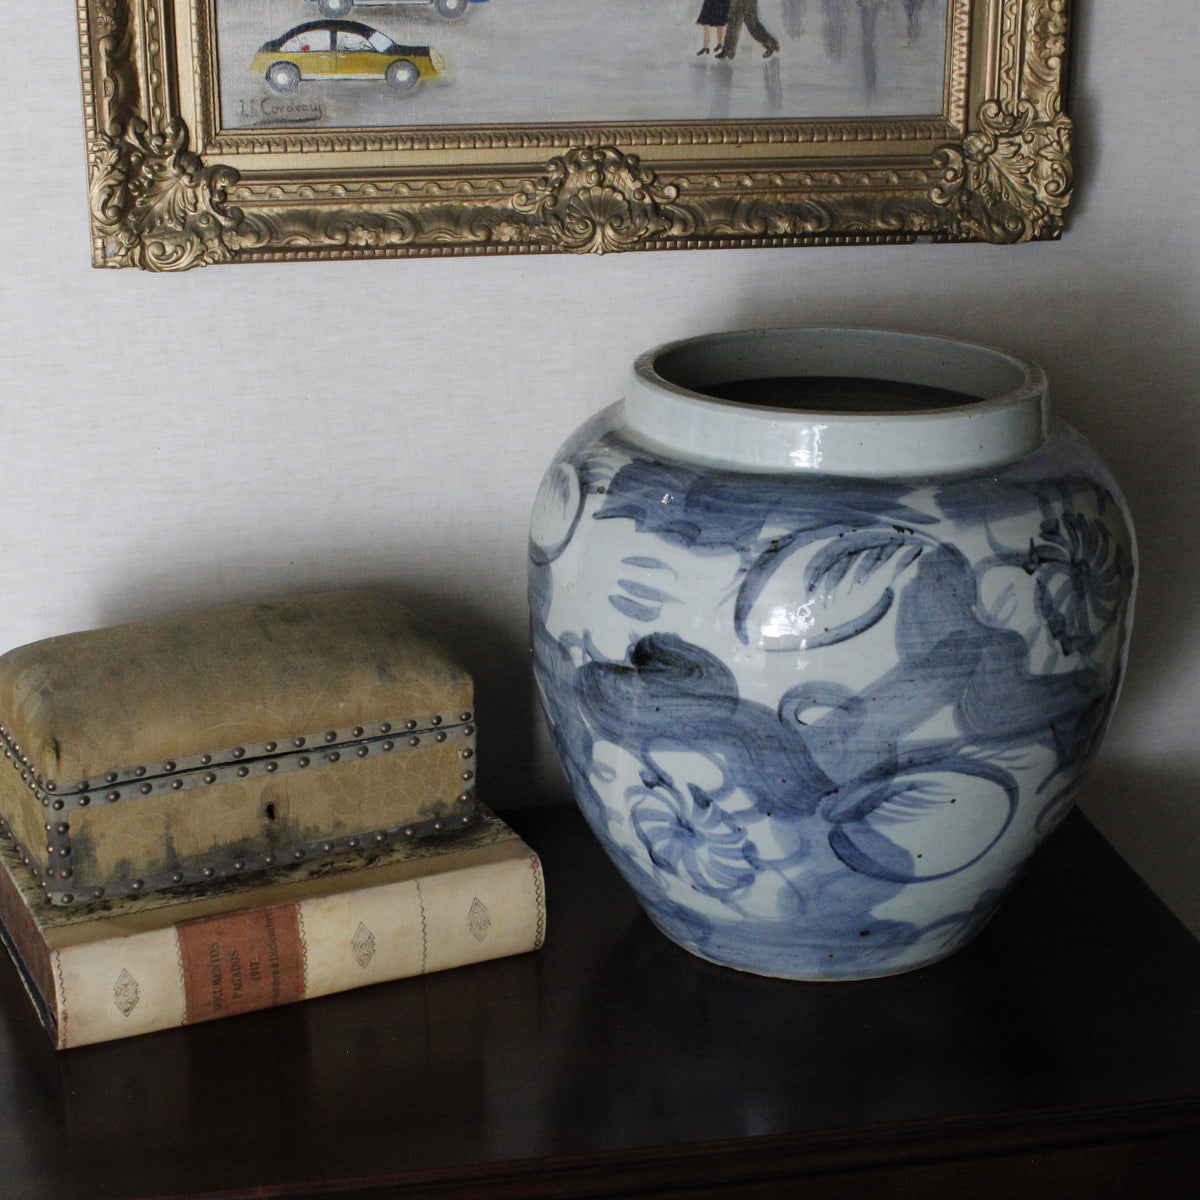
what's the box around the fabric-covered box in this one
[0,591,477,904]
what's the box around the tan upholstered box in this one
[0,591,477,904]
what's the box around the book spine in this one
[51,850,546,1049]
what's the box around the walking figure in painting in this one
[696,0,730,55]
[716,0,781,59]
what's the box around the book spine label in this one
[177,904,306,1022]
[51,848,544,1048]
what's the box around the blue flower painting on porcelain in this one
[530,405,1135,979]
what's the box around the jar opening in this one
[627,328,1048,477]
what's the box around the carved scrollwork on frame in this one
[76,0,1074,270]
[512,147,692,255]
[89,118,243,271]
[932,0,1073,242]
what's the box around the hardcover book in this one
[0,806,545,1049]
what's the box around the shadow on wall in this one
[92,575,542,812]
[1082,762,1200,941]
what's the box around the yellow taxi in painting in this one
[251,20,444,94]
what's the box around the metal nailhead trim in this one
[9,713,474,822]
[325,731,337,743]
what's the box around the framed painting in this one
[80,1,1073,270]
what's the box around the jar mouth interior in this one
[696,375,982,415]
[650,329,1035,416]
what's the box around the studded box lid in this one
[0,590,477,903]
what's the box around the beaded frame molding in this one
[79,0,1072,271]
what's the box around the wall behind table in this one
[2,6,1197,931]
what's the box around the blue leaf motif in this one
[806,532,922,597]
[608,577,680,623]
[803,589,896,650]
[609,594,663,622]
[617,578,680,604]
[621,556,677,575]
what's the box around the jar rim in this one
[627,328,1048,476]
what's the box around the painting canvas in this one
[217,0,949,131]
[78,1,1073,268]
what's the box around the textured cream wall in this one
[2,6,1198,930]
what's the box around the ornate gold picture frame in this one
[81,1,1072,271]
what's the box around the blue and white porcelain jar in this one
[530,329,1136,979]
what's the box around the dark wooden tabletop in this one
[2,804,1199,1199]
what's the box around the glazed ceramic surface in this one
[530,330,1136,979]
